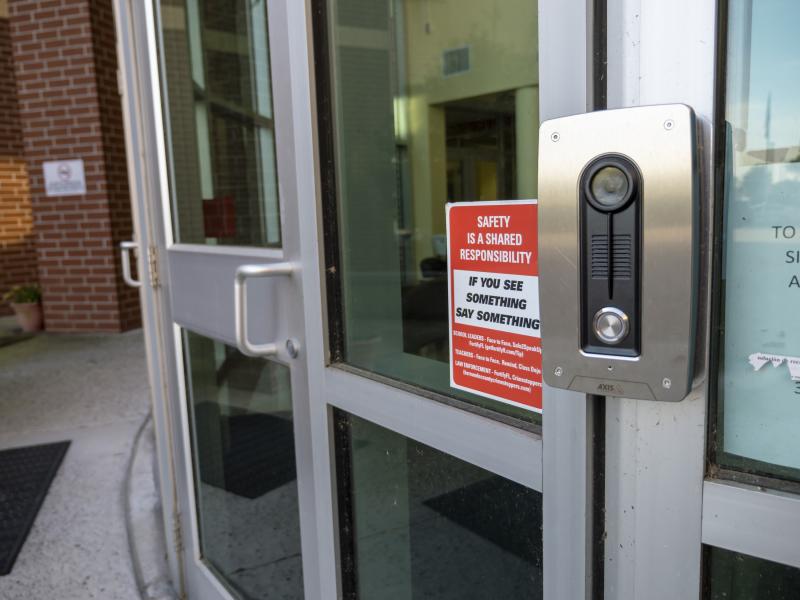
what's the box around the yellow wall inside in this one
[403,0,538,103]
[401,0,539,269]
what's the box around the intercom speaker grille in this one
[590,233,633,279]
[591,234,609,278]
[612,234,633,278]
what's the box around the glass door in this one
[156,1,321,596]
[298,0,596,597]
[116,1,320,598]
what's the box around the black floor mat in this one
[423,476,543,565]
[0,441,70,575]
[196,406,297,500]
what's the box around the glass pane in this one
[182,331,303,598]
[159,0,281,247]
[335,409,543,598]
[326,0,540,422]
[706,546,800,599]
[718,0,800,478]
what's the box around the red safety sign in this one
[447,200,542,412]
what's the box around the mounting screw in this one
[554,366,564,377]
[662,377,672,389]
[550,132,560,142]
[663,119,674,131]
[286,338,300,359]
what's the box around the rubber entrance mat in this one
[0,441,70,575]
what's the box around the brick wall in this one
[8,0,140,332]
[0,8,37,317]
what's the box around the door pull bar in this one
[120,241,142,288]
[234,263,294,357]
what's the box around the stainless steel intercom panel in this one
[538,104,699,402]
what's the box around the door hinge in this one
[172,510,189,600]
[172,511,183,555]
[147,245,160,289]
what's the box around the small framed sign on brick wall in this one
[43,159,86,197]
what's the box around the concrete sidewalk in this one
[0,330,174,600]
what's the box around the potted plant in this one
[3,284,43,332]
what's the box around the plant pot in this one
[10,302,43,332]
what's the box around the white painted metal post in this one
[604,1,717,598]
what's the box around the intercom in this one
[538,104,699,402]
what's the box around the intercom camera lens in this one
[590,166,629,208]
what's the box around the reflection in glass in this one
[159,0,280,246]
[335,409,543,598]
[707,547,800,599]
[327,0,540,421]
[719,0,800,477]
[183,331,303,598]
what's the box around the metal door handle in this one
[234,263,294,357]
[120,241,142,288]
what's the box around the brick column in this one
[0,1,37,317]
[8,0,140,332]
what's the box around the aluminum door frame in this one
[538,1,603,599]
[112,0,322,598]
[111,0,186,594]
[289,0,598,597]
